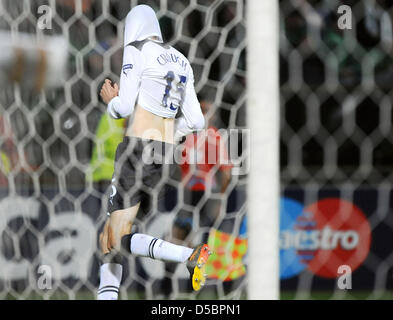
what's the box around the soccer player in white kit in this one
[97,5,211,300]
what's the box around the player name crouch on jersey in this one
[156,52,188,70]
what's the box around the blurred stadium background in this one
[0,0,392,300]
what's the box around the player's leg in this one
[99,208,211,295]
[120,231,211,291]
[97,204,139,300]
[97,134,141,300]
[99,197,211,294]
[121,232,193,264]
[100,205,140,252]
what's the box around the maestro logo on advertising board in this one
[280,197,372,279]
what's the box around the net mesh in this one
[280,0,393,299]
[0,0,247,300]
[2,0,393,301]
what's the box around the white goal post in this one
[246,0,280,300]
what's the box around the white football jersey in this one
[107,40,205,137]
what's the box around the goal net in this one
[0,0,249,300]
[2,0,389,301]
[280,0,393,299]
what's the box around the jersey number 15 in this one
[162,71,187,111]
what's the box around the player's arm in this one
[175,69,205,140]
[100,45,145,119]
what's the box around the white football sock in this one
[129,233,193,263]
[97,263,123,300]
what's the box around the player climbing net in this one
[0,0,248,300]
